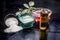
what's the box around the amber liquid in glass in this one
[40,10,49,30]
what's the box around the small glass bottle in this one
[40,9,51,31]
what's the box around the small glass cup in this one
[18,13,35,29]
[32,8,52,30]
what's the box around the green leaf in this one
[27,9,30,13]
[16,11,21,16]
[21,9,28,14]
[23,3,29,8]
[19,9,23,11]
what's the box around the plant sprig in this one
[16,1,36,16]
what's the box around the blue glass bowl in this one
[18,13,35,29]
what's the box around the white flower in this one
[29,1,34,6]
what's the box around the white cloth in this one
[4,17,23,33]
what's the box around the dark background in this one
[0,0,60,40]
[1,0,60,25]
